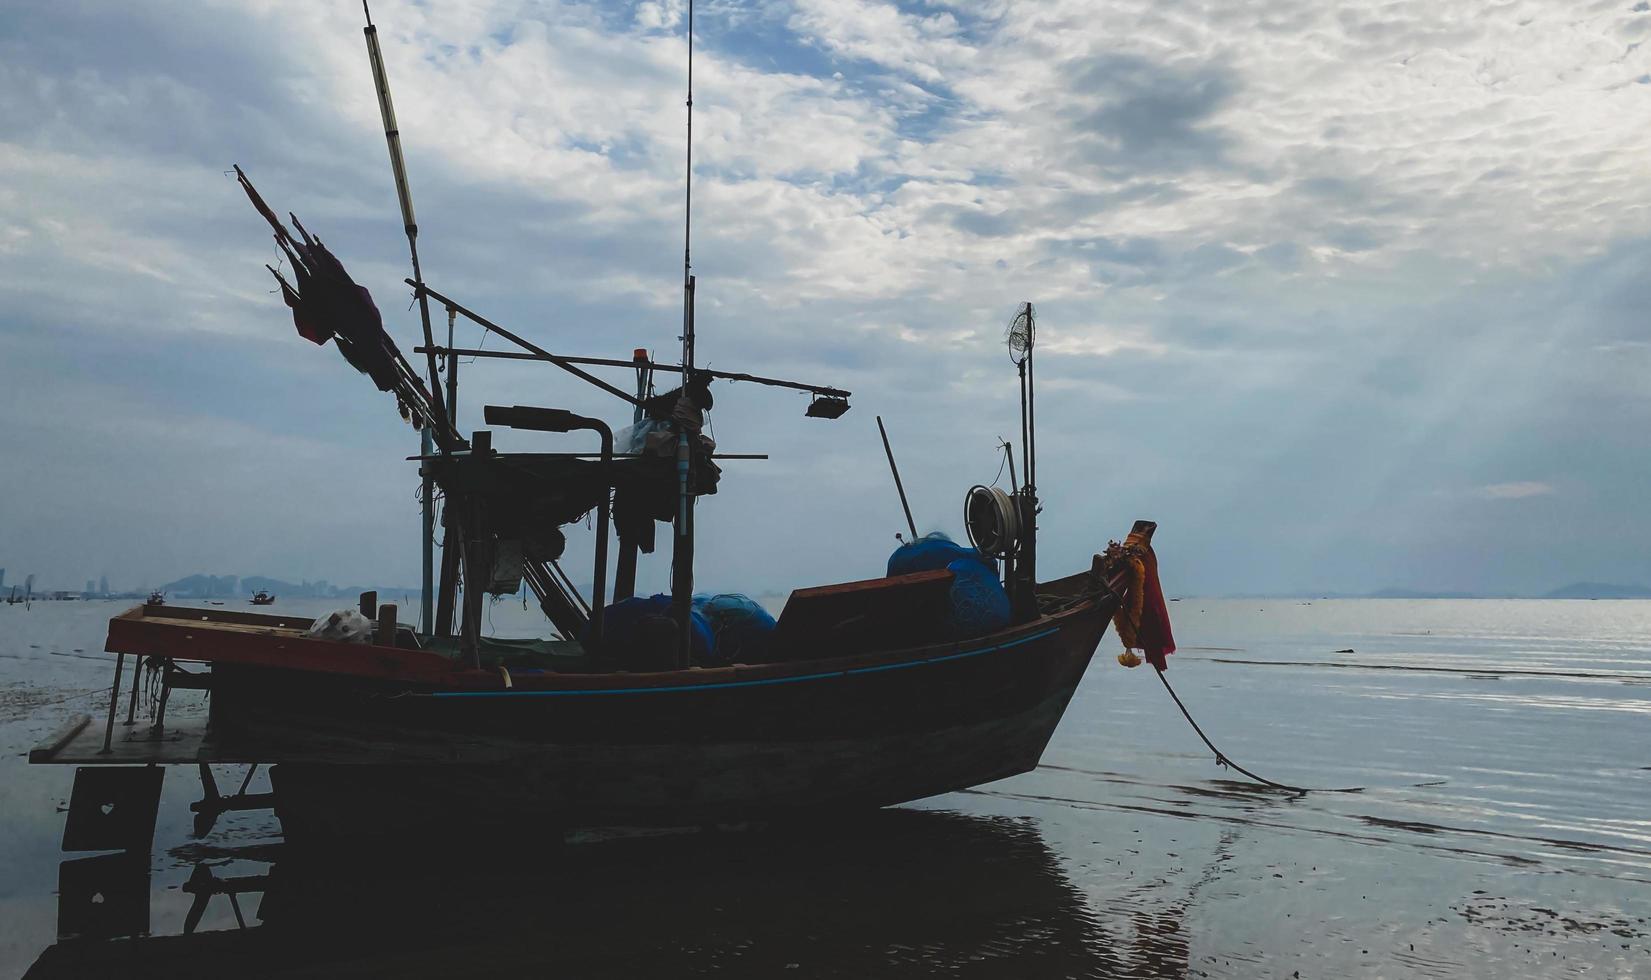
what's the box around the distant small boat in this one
[146,592,166,606]
[251,591,276,605]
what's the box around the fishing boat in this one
[146,591,166,606]
[249,591,275,606]
[29,6,1175,841]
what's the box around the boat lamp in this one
[806,394,850,419]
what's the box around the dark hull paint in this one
[270,681,1086,834]
[209,592,1118,831]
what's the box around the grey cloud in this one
[1058,53,1240,176]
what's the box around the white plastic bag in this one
[307,609,373,644]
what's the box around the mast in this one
[1009,302,1038,622]
[1020,302,1037,616]
[670,0,698,666]
[362,2,449,634]
[1025,302,1036,496]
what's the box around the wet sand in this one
[2,598,1648,977]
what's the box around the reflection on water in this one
[27,811,1187,979]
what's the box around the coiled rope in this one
[1153,665,1365,795]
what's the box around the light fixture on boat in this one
[806,394,850,419]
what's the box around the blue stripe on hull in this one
[430,627,1063,699]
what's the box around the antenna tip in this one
[362,0,374,26]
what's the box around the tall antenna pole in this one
[362,2,449,637]
[670,0,698,666]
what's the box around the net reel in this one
[964,485,1021,559]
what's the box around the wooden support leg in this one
[459,535,483,669]
[153,664,173,732]
[435,520,460,637]
[615,537,639,602]
[101,653,125,754]
[124,656,144,725]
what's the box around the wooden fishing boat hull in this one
[266,678,1088,835]
[202,584,1117,833]
[51,568,1120,835]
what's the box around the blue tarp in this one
[694,593,776,665]
[595,594,713,664]
[888,532,987,577]
[886,533,1010,639]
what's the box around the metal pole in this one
[1019,303,1038,615]
[877,416,920,541]
[614,349,650,602]
[415,343,849,398]
[670,280,696,666]
[420,427,434,634]
[670,0,697,667]
[590,425,613,647]
[445,304,458,427]
[1025,302,1036,494]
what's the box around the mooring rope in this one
[1153,665,1365,795]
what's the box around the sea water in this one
[1,598,1647,977]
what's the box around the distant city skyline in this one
[2,560,1646,603]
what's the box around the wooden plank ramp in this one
[29,715,256,766]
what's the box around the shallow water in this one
[1,597,1648,977]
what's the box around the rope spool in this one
[964,485,1019,558]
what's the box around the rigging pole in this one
[1020,302,1037,618]
[363,2,450,634]
[670,0,698,666]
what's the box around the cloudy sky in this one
[2,0,1650,600]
